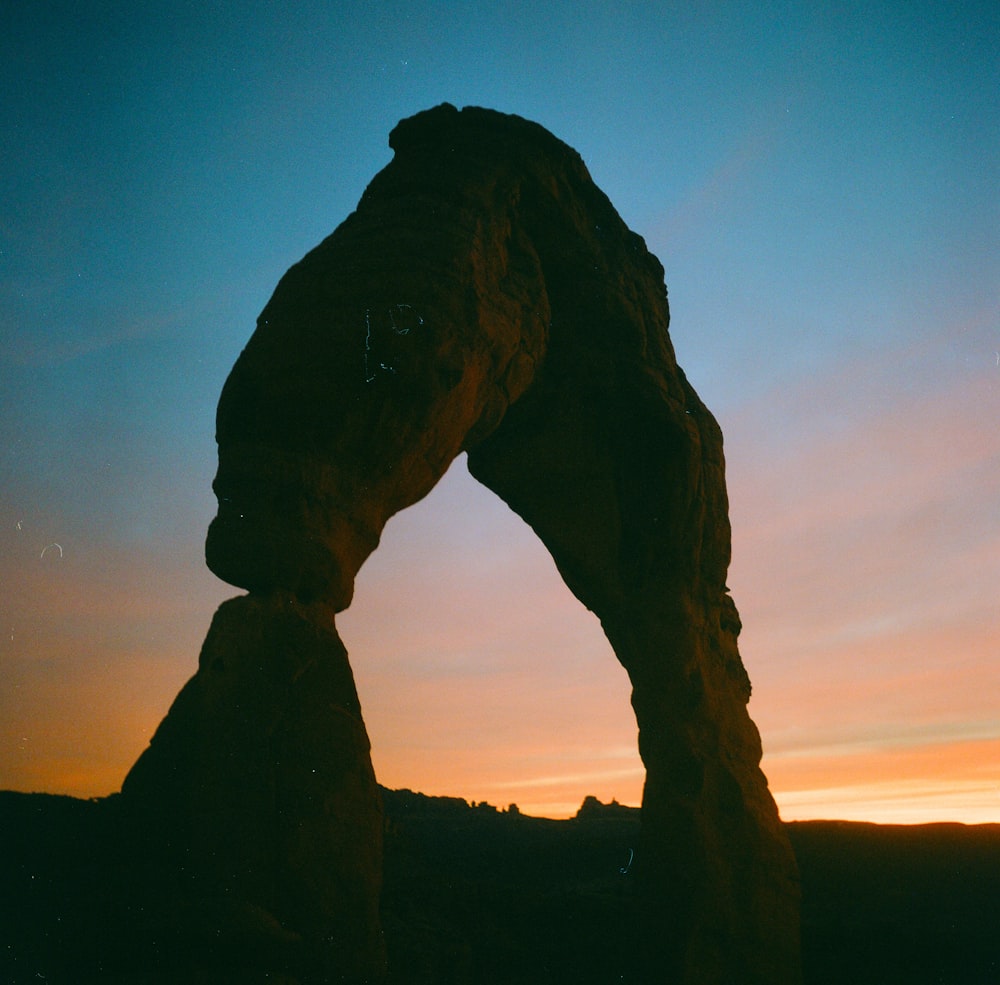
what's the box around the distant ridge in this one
[379,786,640,821]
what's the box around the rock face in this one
[122,104,801,983]
[121,594,384,981]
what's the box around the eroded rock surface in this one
[122,104,801,983]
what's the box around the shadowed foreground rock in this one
[6,793,999,985]
[122,104,801,983]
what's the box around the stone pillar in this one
[468,399,802,984]
[122,594,386,982]
[602,600,801,984]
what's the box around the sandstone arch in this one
[122,104,801,983]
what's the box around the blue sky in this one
[2,1,998,820]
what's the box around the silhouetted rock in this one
[574,795,638,820]
[122,594,385,981]
[2,788,630,983]
[5,791,998,984]
[119,104,800,983]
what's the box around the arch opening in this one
[338,453,643,819]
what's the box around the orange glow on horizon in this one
[4,388,997,830]
[765,736,1000,825]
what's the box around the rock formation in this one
[122,104,801,983]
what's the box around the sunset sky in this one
[2,2,997,823]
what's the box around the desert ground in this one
[2,788,997,983]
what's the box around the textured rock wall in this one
[122,104,801,983]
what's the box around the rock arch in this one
[122,104,801,983]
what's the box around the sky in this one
[2,1,997,823]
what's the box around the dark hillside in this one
[787,820,1000,985]
[379,789,643,983]
[2,789,997,983]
